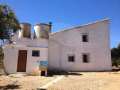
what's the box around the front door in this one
[17,50,27,72]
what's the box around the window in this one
[32,50,40,57]
[82,54,89,63]
[68,55,75,62]
[82,34,88,42]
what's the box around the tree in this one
[0,47,4,74]
[111,43,120,67]
[0,4,20,74]
[0,4,20,45]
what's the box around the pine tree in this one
[0,4,20,45]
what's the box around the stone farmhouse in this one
[3,19,112,74]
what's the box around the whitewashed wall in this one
[3,45,48,74]
[12,38,48,47]
[4,29,49,74]
[48,20,112,71]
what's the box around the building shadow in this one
[47,70,83,77]
[0,84,20,90]
[112,66,120,72]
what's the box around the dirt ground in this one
[0,74,57,90]
[48,72,120,90]
[0,72,120,90]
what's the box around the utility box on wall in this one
[39,61,48,76]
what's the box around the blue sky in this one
[0,0,120,48]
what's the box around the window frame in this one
[68,55,75,62]
[82,33,89,42]
[32,50,40,57]
[82,53,89,63]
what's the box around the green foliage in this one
[0,4,20,73]
[0,4,20,40]
[111,44,120,66]
[0,47,4,68]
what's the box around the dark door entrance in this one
[17,50,27,72]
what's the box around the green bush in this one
[111,43,120,67]
[0,47,4,68]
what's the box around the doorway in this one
[17,50,27,72]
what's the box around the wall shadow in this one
[0,84,20,90]
[47,70,83,77]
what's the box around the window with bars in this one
[82,34,88,42]
[82,53,89,63]
[68,55,75,62]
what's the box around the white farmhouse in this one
[3,19,112,74]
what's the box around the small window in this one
[82,34,88,42]
[32,50,40,57]
[82,54,89,63]
[68,55,75,62]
